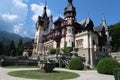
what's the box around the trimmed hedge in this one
[68,58,84,70]
[1,59,16,66]
[97,57,120,75]
[1,57,38,66]
[113,68,120,80]
[117,71,120,80]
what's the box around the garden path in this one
[0,67,114,80]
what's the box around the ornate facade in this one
[32,0,111,67]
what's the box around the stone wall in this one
[111,52,120,63]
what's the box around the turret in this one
[101,16,110,45]
[64,0,76,47]
[64,0,76,26]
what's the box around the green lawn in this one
[8,70,79,80]
[3,66,37,68]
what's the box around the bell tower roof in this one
[64,0,76,15]
[42,5,48,19]
[68,0,73,5]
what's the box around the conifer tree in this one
[17,39,24,56]
[9,40,16,56]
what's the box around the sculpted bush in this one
[68,58,84,70]
[97,57,120,75]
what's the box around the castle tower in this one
[64,0,76,47]
[32,5,49,58]
[102,17,110,45]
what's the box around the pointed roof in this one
[79,17,94,28]
[102,16,108,29]
[94,16,107,32]
[42,6,48,19]
[64,0,76,15]
[94,25,104,32]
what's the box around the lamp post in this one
[58,54,61,67]
[71,27,77,58]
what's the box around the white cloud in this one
[14,24,23,34]
[31,3,51,22]
[13,0,27,9]
[11,0,28,23]
[1,13,18,22]
[23,30,30,37]
[0,0,28,37]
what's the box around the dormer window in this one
[58,31,60,35]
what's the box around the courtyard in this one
[0,67,114,80]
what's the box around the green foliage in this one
[109,23,120,52]
[113,68,120,80]
[0,41,4,55]
[1,58,16,66]
[97,57,120,74]
[63,47,73,55]
[17,39,24,56]
[8,70,79,80]
[56,48,60,54]
[9,40,16,56]
[0,30,31,46]
[49,48,56,54]
[1,57,38,66]
[68,58,84,70]
[117,71,120,80]
[28,50,32,57]
[3,46,9,56]
[74,48,78,51]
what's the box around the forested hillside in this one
[109,22,120,52]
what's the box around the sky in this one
[0,0,120,38]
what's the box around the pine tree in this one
[9,40,16,56]
[0,41,4,56]
[17,39,24,56]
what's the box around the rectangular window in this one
[76,39,83,48]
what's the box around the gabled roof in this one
[94,25,104,32]
[79,17,93,27]
[54,17,64,24]
[79,17,94,30]
[74,21,83,30]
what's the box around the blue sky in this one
[0,0,120,38]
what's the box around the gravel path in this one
[0,67,114,80]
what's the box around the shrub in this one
[1,58,16,66]
[63,47,73,55]
[68,58,84,70]
[49,48,56,54]
[97,57,120,75]
[113,68,120,80]
[117,71,120,80]
[1,57,38,66]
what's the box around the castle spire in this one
[45,0,47,7]
[42,0,47,19]
[64,0,76,16]
[68,0,73,5]
[102,16,107,28]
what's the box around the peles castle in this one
[32,0,111,67]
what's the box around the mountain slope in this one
[0,30,32,45]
